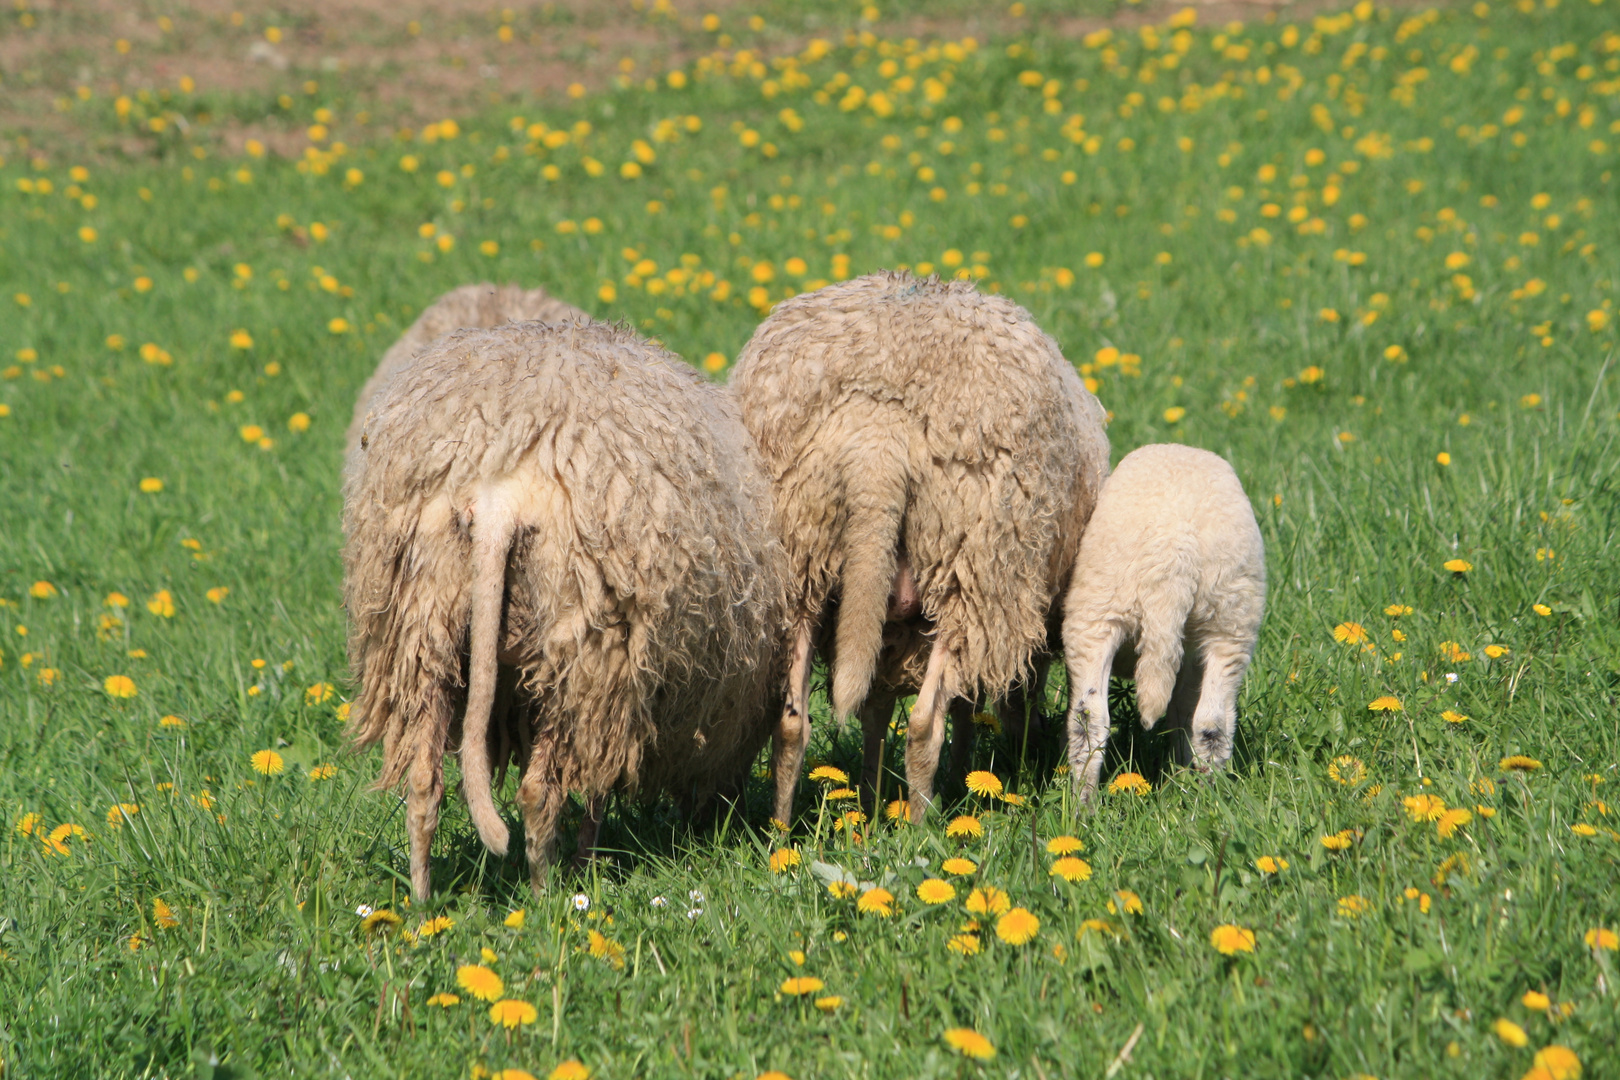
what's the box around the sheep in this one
[1060,443,1266,804]
[343,320,787,899]
[344,282,584,459]
[730,271,1111,823]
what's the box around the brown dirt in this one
[0,0,1383,164]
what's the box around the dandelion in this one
[1255,856,1289,874]
[1438,641,1470,663]
[106,803,140,827]
[885,798,911,822]
[964,770,1002,797]
[29,581,58,599]
[1108,772,1151,795]
[814,996,843,1012]
[146,590,175,617]
[1337,894,1372,918]
[1209,924,1255,955]
[941,857,977,876]
[139,477,163,493]
[768,848,801,873]
[1441,710,1468,724]
[1367,695,1402,712]
[1533,604,1552,617]
[489,999,539,1028]
[361,909,403,934]
[808,765,848,785]
[965,886,1011,916]
[992,907,1041,948]
[826,881,857,899]
[548,1064,590,1080]
[426,993,460,1007]
[206,587,229,604]
[1049,857,1092,883]
[1320,830,1354,851]
[943,1028,996,1060]
[1046,836,1083,855]
[1163,406,1186,424]
[1522,991,1551,1011]
[230,330,253,350]
[1328,756,1366,785]
[945,815,983,839]
[1443,558,1473,573]
[1110,890,1144,915]
[251,750,284,775]
[159,714,186,728]
[504,909,525,929]
[1484,644,1509,659]
[104,674,137,698]
[780,976,824,996]
[917,879,956,904]
[1585,928,1618,951]
[416,915,453,937]
[947,933,981,955]
[1332,621,1368,644]
[1403,794,1447,822]
[587,930,626,969]
[824,787,857,801]
[1532,1046,1581,1080]
[1492,1017,1529,1047]
[857,887,894,917]
[1500,755,1543,772]
[457,964,504,1001]
[308,764,337,780]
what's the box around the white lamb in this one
[1060,443,1266,803]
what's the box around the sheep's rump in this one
[344,282,585,456]
[731,270,1109,704]
[343,320,786,805]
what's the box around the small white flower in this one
[688,889,705,904]
[355,904,374,918]
[686,907,704,920]
[571,893,590,912]
[649,896,669,908]
[1444,672,1459,684]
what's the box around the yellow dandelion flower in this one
[885,798,912,822]
[826,881,857,899]
[1320,830,1354,852]
[1328,756,1367,785]
[807,765,848,785]
[1403,794,1447,822]
[779,976,824,996]
[1500,755,1542,772]
[505,909,525,929]
[1337,894,1372,918]
[1492,1017,1529,1047]
[15,812,42,837]
[456,964,504,1001]
[29,581,59,599]
[947,933,981,955]
[361,909,402,934]
[997,792,1027,807]
[106,802,139,827]
[1437,808,1472,838]
[1049,857,1092,883]
[945,815,983,839]
[1332,622,1368,644]
[1046,835,1084,855]
[104,674,138,698]
[823,787,857,801]
[1108,771,1151,795]
[964,770,1003,797]
[768,848,801,873]
[814,995,843,1012]
[1111,890,1144,915]
[160,714,186,728]
[587,930,626,969]
[416,915,453,938]
[153,898,179,928]
[1255,856,1289,875]
[943,1027,996,1060]
[1585,928,1618,951]
[548,1063,590,1080]
[426,992,460,1007]
[1443,558,1473,573]
[941,857,977,876]
[489,999,539,1028]
[1384,604,1413,616]
[1533,603,1553,617]
[146,590,175,617]
[1441,710,1469,724]
[1571,823,1597,837]
[1522,991,1552,1011]
[965,887,1011,916]
[308,763,337,780]
[995,907,1039,945]
[1532,1046,1581,1080]
[857,887,895,917]
[251,750,284,775]
[1368,695,1402,712]
[917,878,956,905]
[1209,924,1255,955]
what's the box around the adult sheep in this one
[344,320,787,899]
[344,282,584,459]
[1061,444,1266,803]
[731,271,1110,822]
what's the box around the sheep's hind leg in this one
[1065,623,1123,807]
[574,793,607,866]
[1187,636,1252,772]
[516,745,568,895]
[770,624,815,828]
[858,688,898,819]
[904,644,957,822]
[406,742,445,903]
[1162,639,1204,770]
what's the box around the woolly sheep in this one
[1060,443,1266,804]
[731,271,1110,822]
[344,320,787,899]
[344,282,584,459]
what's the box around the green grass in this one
[3,1,1620,1077]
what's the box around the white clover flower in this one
[572,893,590,912]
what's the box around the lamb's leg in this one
[574,793,607,865]
[770,623,814,827]
[905,643,956,822]
[1065,622,1124,807]
[1187,636,1253,771]
[1163,639,1204,768]
[406,741,445,902]
[858,688,899,818]
[516,746,568,895]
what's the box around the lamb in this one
[1060,443,1266,804]
[344,282,584,458]
[343,320,787,899]
[730,271,1111,822]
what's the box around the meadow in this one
[2,0,1619,1076]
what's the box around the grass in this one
[3,0,1620,1076]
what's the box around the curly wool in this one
[732,270,1110,713]
[344,320,786,891]
[1061,443,1266,802]
[344,282,584,457]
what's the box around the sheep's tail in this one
[463,486,515,856]
[1132,571,1196,729]
[830,460,907,720]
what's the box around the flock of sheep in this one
[339,273,1267,900]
